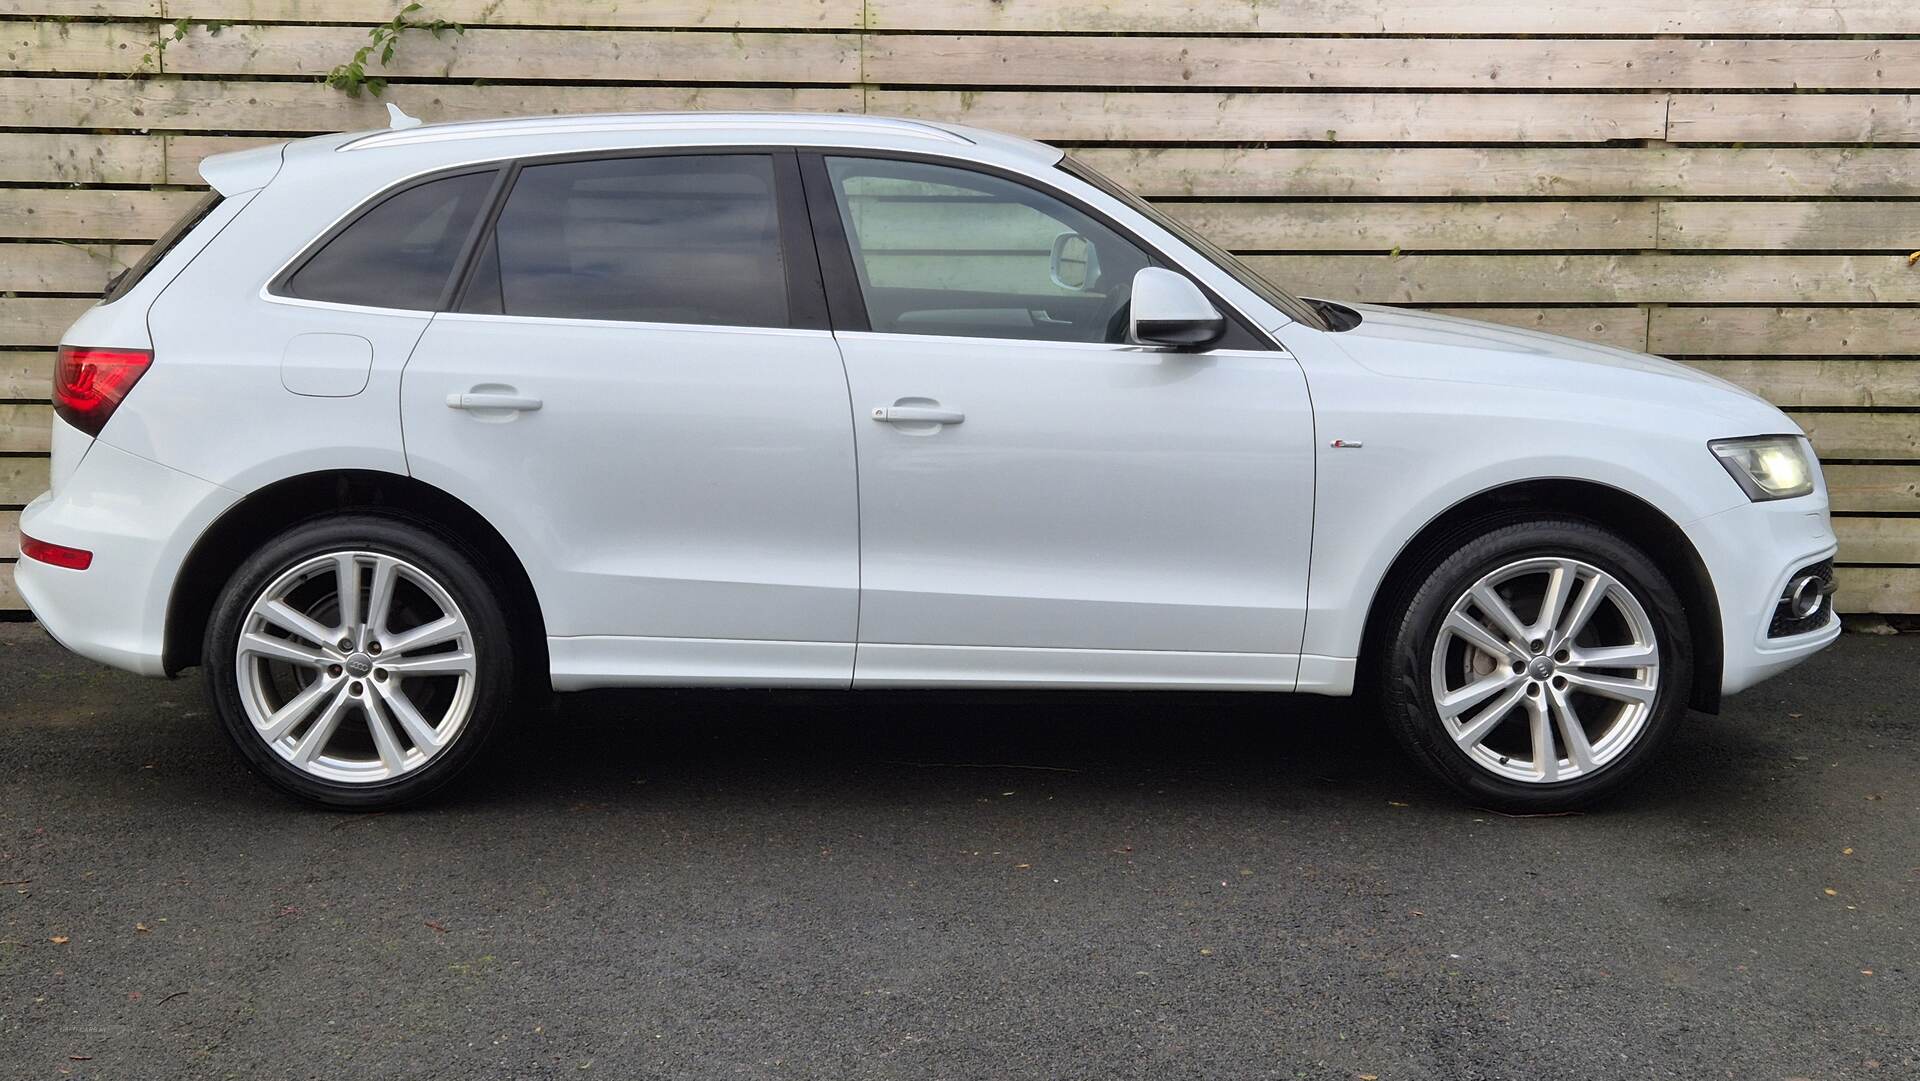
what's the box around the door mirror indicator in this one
[1049,231,1100,291]
[1129,267,1224,348]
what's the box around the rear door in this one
[400,150,861,688]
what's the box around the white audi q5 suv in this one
[17,112,1840,810]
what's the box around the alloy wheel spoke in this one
[1452,682,1527,751]
[375,681,443,750]
[258,676,336,743]
[334,553,362,644]
[1548,686,1598,774]
[382,650,476,678]
[382,615,462,656]
[1526,694,1558,782]
[1445,611,1515,661]
[260,600,338,650]
[1566,642,1659,671]
[1438,670,1520,721]
[290,687,353,765]
[363,692,408,775]
[365,555,400,638]
[1560,669,1656,705]
[1557,571,1615,645]
[1532,562,1579,640]
[1471,585,1532,649]
[240,631,331,670]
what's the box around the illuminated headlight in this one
[1710,436,1816,501]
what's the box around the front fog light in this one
[1710,436,1815,501]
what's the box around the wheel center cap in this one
[1528,656,1554,680]
[344,653,374,677]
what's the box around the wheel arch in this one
[1354,478,1723,713]
[163,469,549,686]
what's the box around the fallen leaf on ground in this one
[135,923,149,933]
[49,935,68,945]
[425,920,447,933]
[1825,888,1838,896]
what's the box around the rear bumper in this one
[16,433,236,677]
[1685,492,1842,698]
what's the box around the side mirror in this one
[1049,231,1100,291]
[1129,267,1224,348]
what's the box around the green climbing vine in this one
[325,3,466,99]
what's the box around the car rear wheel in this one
[203,514,515,809]
[1382,518,1693,812]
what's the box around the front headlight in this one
[1710,435,1815,501]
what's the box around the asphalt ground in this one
[0,622,1915,1080]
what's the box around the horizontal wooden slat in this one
[0,19,153,74]
[0,562,19,612]
[1837,567,1920,614]
[0,455,50,504]
[0,188,205,240]
[0,2,159,14]
[0,510,17,559]
[1828,465,1920,514]
[1246,254,1920,305]
[0,405,53,453]
[862,0,1920,35]
[867,38,1920,91]
[1650,307,1920,356]
[1669,94,1920,144]
[1073,147,1920,198]
[0,78,1665,143]
[1165,201,1657,252]
[1686,360,1920,407]
[0,76,862,133]
[1,352,51,399]
[163,25,861,82]
[0,242,134,293]
[0,298,92,347]
[156,0,865,25]
[1659,201,1920,251]
[1416,307,1650,351]
[1796,412,1920,461]
[0,132,167,183]
[1835,517,1920,565]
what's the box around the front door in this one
[805,154,1317,689]
[401,151,860,688]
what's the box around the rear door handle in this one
[446,391,542,412]
[871,405,964,425]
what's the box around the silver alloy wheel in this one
[234,550,477,784]
[1429,556,1660,784]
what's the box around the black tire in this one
[202,514,517,810]
[1381,518,1692,812]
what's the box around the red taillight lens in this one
[20,534,93,571]
[53,345,152,438]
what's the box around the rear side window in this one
[102,190,223,304]
[459,154,787,328]
[279,170,494,310]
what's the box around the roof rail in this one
[339,112,974,152]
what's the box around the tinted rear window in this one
[102,190,223,304]
[281,170,494,310]
[459,154,787,328]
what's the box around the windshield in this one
[1058,155,1330,333]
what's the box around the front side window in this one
[280,170,494,310]
[460,153,788,328]
[823,156,1154,344]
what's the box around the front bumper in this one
[1684,491,1842,697]
[16,432,236,677]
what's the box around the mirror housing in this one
[1129,267,1224,348]
[1049,231,1100,291]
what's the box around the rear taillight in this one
[53,345,152,438]
[20,534,93,571]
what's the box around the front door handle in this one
[871,405,964,425]
[446,391,542,412]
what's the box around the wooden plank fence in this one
[0,0,1916,613]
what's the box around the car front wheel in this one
[203,514,516,809]
[1382,518,1693,812]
